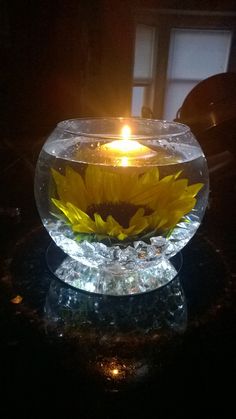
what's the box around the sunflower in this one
[51,165,203,242]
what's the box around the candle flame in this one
[121,124,131,140]
[104,125,146,155]
[101,124,155,166]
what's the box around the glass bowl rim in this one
[55,117,191,140]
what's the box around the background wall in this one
[1,0,236,137]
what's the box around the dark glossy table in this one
[0,137,235,417]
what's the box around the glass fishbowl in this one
[34,118,209,295]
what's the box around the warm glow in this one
[105,139,149,155]
[10,295,23,304]
[100,124,156,166]
[112,368,119,376]
[120,156,129,166]
[121,124,131,139]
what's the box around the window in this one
[131,10,236,120]
[164,28,232,120]
[131,24,157,116]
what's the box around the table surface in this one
[0,137,235,417]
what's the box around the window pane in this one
[164,28,233,120]
[164,81,198,121]
[167,29,232,80]
[133,24,156,80]
[131,86,144,116]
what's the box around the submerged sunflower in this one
[51,165,203,242]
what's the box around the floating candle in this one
[101,125,156,165]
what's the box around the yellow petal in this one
[94,213,107,234]
[130,217,148,235]
[161,211,185,230]
[51,164,204,240]
[52,198,76,224]
[170,179,189,199]
[51,167,88,211]
[117,232,128,240]
[85,165,104,204]
[102,171,121,203]
[147,211,167,230]
[167,197,196,214]
[65,166,88,211]
[72,223,95,233]
[186,183,204,197]
[67,202,91,222]
[51,168,67,201]
[140,167,159,185]
[119,171,139,202]
[129,208,145,226]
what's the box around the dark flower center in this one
[87,202,152,228]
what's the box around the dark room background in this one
[1,0,236,138]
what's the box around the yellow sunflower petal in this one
[103,215,133,240]
[51,164,204,241]
[128,168,159,202]
[169,179,189,199]
[119,171,139,202]
[52,199,96,231]
[161,211,186,230]
[102,170,121,203]
[130,217,149,235]
[167,197,196,214]
[94,213,107,234]
[51,198,76,224]
[186,183,204,197]
[84,166,96,202]
[65,203,93,228]
[174,171,182,179]
[129,208,145,226]
[51,167,88,211]
[147,211,167,230]
[65,166,88,211]
[140,167,159,185]
[117,232,128,240]
[51,169,67,201]
[72,223,95,233]
[106,215,123,234]
[130,171,177,207]
[127,208,149,235]
[85,165,104,204]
